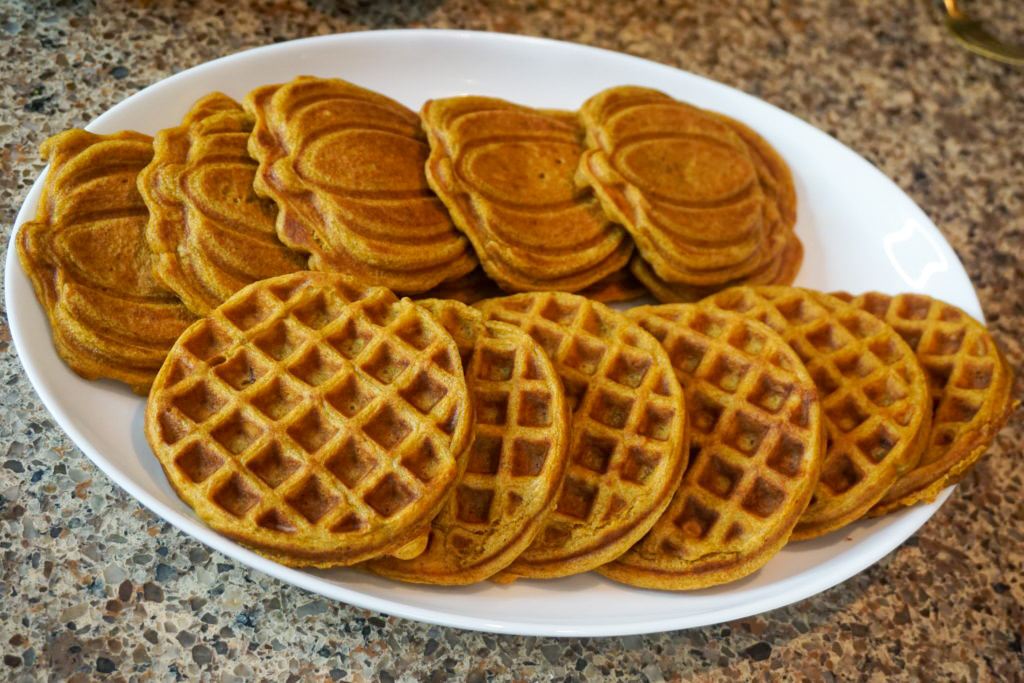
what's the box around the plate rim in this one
[3,28,972,637]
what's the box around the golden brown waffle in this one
[834,292,1016,514]
[16,129,195,394]
[365,299,570,584]
[421,96,632,292]
[476,292,688,579]
[577,86,801,297]
[145,272,473,567]
[243,76,477,294]
[600,304,825,589]
[138,93,306,316]
[578,266,650,303]
[700,286,932,540]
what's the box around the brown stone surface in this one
[0,0,1021,679]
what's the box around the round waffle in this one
[17,129,195,395]
[600,304,825,589]
[243,77,477,294]
[835,292,1016,514]
[476,292,688,579]
[701,286,932,540]
[421,96,632,292]
[145,272,473,567]
[365,299,570,584]
[139,92,306,316]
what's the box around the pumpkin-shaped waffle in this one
[138,93,306,316]
[421,96,632,292]
[835,292,1016,514]
[17,129,195,394]
[600,304,824,589]
[700,286,932,540]
[243,76,476,294]
[365,299,570,584]
[476,292,688,579]
[577,86,776,287]
[145,272,473,566]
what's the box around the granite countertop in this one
[1,0,1021,679]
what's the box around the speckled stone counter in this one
[1,1,1022,679]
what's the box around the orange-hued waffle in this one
[421,96,632,292]
[476,292,688,579]
[17,129,195,394]
[244,76,477,293]
[145,272,473,567]
[365,299,570,584]
[577,86,800,296]
[600,304,824,589]
[701,286,931,540]
[138,93,306,316]
[835,292,1016,514]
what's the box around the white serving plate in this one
[5,29,977,637]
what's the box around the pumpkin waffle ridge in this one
[138,92,306,316]
[600,304,824,589]
[17,129,195,395]
[365,299,570,584]
[145,272,473,567]
[834,292,1016,515]
[700,286,931,540]
[421,96,632,292]
[476,291,688,579]
[244,76,476,294]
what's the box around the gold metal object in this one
[943,0,1024,66]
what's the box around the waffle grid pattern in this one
[623,306,823,569]
[844,292,1015,510]
[478,292,687,576]
[703,287,930,539]
[147,275,470,565]
[368,299,570,583]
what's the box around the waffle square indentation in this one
[246,442,300,489]
[539,298,580,326]
[362,405,412,449]
[926,328,966,356]
[727,326,766,356]
[724,412,770,455]
[826,396,870,433]
[324,374,374,418]
[555,476,597,521]
[741,477,785,517]
[806,324,844,353]
[896,295,931,320]
[289,347,342,387]
[286,475,339,523]
[477,391,510,426]
[253,322,304,362]
[589,389,634,430]
[251,377,303,421]
[562,337,605,376]
[517,390,552,427]
[256,508,296,533]
[399,370,448,415]
[401,438,443,482]
[605,351,652,388]
[360,343,410,385]
[856,424,898,463]
[467,434,502,475]
[220,291,273,332]
[215,350,269,391]
[673,496,719,540]
[172,383,227,424]
[324,437,377,488]
[174,442,224,483]
[509,438,550,477]
[955,361,993,390]
[748,374,794,414]
[211,411,264,455]
[705,354,750,393]
[765,434,805,477]
[212,474,260,517]
[637,404,675,441]
[698,454,744,499]
[579,307,616,339]
[834,352,879,379]
[690,393,725,434]
[820,452,863,494]
[573,431,617,474]
[938,396,981,424]
[364,473,415,517]
[527,325,565,359]
[477,346,515,381]
[288,407,339,454]
[863,375,907,408]
[326,318,373,359]
[868,337,901,364]
[455,484,494,524]
[621,446,661,484]
[393,317,435,351]
[291,292,345,330]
